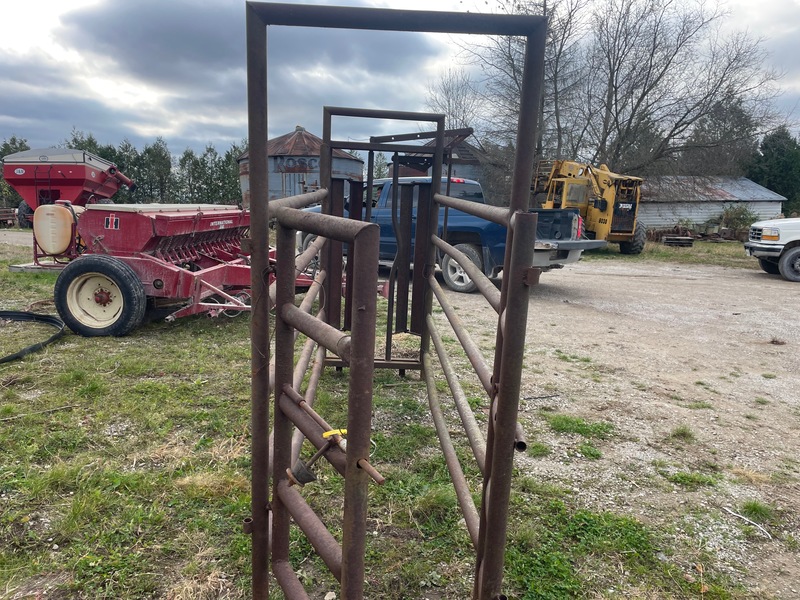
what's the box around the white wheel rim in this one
[66,272,124,329]
[446,260,471,287]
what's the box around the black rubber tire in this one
[54,255,146,336]
[441,243,482,293]
[619,222,647,255]
[778,247,800,282]
[758,258,781,275]
[17,200,33,229]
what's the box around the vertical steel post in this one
[474,27,547,600]
[344,180,363,332]
[272,222,297,584]
[395,184,413,333]
[340,224,380,598]
[245,5,270,598]
[410,182,432,335]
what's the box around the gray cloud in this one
[0,0,452,154]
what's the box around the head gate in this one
[245,3,547,598]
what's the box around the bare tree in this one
[579,0,779,173]
[425,67,485,132]
[459,0,781,175]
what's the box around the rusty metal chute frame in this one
[245,3,547,599]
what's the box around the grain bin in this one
[238,125,363,205]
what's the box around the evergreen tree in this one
[747,126,800,216]
[0,135,30,208]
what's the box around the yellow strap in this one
[323,429,346,439]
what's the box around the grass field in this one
[0,241,754,599]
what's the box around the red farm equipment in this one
[2,147,312,336]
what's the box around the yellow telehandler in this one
[532,160,646,254]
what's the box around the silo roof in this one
[238,126,360,161]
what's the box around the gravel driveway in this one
[442,259,800,598]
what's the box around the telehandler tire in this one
[619,222,647,255]
[55,255,146,336]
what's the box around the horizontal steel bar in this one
[427,314,487,474]
[280,304,351,364]
[325,106,445,122]
[356,459,385,485]
[268,188,328,211]
[273,205,376,244]
[249,2,547,36]
[432,236,501,313]
[328,140,442,155]
[428,275,493,396]
[277,480,343,581]
[434,193,511,227]
[370,127,473,144]
[324,358,422,370]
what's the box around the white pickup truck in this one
[744,217,800,281]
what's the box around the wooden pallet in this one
[663,236,694,247]
[0,207,16,228]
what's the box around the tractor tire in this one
[17,200,33,229]
[758,258,781,275]
[441,243,481,293]
[54,254,146,336]
[619,222,647,255]
[778,247,800,282]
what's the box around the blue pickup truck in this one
[302,177,605,292]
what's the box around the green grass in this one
[669,424,696,443]
[739,500,776,524]
[544,413,614,439]
[0,244,741,598]
[665,471,717,489]
[583,239,758,269]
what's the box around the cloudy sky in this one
[0,0,797,157]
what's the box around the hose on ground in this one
[0,311,65,364]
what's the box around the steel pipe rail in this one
[422,351,480,548]
[277,392,348,478]
[431,236,501,313]
[280,304,352,365]
[277,480,343,581]
[291,342,327,465]
[247,4,547,598]
[427,314,487,474]
[269,188,328,211]
[428,275,493,397]
[273,204,374,244]
[249,2,546,36]
[433,192,511,228]
[273,560,309,600]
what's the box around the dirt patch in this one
[440,260,800,598]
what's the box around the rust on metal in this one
[246,3,546,599]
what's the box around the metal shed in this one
[238,126,363,203]
[639,176,786,229]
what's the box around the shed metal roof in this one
[642,176,786,204]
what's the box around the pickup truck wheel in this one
[54,255,146,336]
[758,258,781,275]
[441,244,481,293]
[778,247,800,282]
[619,222,646,255]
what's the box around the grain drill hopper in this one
[2,147,310,336]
